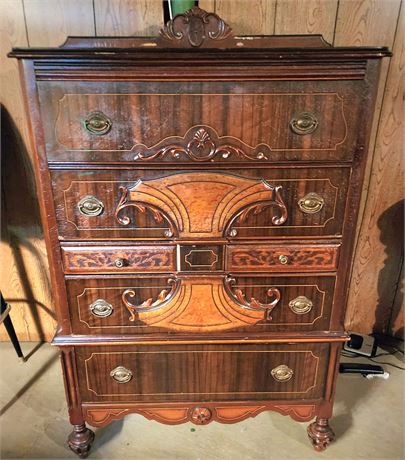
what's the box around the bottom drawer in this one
[76,342,329,402]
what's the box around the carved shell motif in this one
[159,6,233,47]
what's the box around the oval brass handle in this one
[289,296,313,314]
[110,366,132,383]
[77,195,104,217]
[84,111,112,135]
[298,192,325,214]
[271,364,294,382]
[278,255,289,265]
[290,112,318,135]
[90,299,113,317]
[114,258,127,268]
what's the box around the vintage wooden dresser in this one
[10,7,390,457]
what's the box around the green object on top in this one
[170,0,196,17]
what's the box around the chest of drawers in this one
[10,7,389,457]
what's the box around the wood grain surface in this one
[274,0,338,43]
[345,2,404,335]
[1,0,403,342]
[94,0,162,36]
[215,0,276,34]
[76,342,329,402]
[24,0,95,47]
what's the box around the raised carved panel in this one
[119,275,281,332]
[115,172,287,238]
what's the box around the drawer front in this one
[66,275,335,334]
[52,167,350,240]
[227,244,339,272]
[39,80,363,163]
[76,343,329,402]
[61,245,176,274]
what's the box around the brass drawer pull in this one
[77,195,104,217]
[289,296,313,314]
[84,111,112,135]
[278,255,289,265]
[271,364,294,382]
[290,112,318,135]
[90,299,113,317]
[114,257,127,268]
[298,192,325,214]
[110,366,133,383]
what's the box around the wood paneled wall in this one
[1,0,403,341]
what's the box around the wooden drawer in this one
[66,275,335,334]
[61,245,176,274]
[51,167,350,240]
[227,244,339,272]
[39,79,363,163]
[76,342,329,402]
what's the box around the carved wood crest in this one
[159,7,233,48]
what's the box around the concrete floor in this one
[0,342,404,460]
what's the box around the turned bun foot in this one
[307,417,335,452]
[68,423,95,458]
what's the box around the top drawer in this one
[38,80,364,164]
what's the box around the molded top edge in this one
[8,6,391,59]
[8,35,391,59]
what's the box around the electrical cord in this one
[341,348,405,371]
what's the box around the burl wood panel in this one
[66,275,336,334]
[227,244,339,272]
[61,245,176,274]
[51,167,350,240]
[38,79,363,163]
[76,342,329,402]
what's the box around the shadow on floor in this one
[0,351,59,416]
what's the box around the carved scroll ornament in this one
[225,276,281,320]
[114,172,287,239]
[133,126,271,162]
[159,7,233,48]
[120,276,280,332]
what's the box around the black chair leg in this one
[1,294,24,359]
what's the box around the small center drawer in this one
[76,342,329,402]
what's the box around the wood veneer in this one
[9,6,390,457]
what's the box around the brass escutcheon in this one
[77,195,104,217]
[298,192,325,214]
[110,366,133,383]
[290,112,318,135]
[83,111,112,135]
[90,299,113,317]
[289,295,313,314]
[271,364,294,382]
